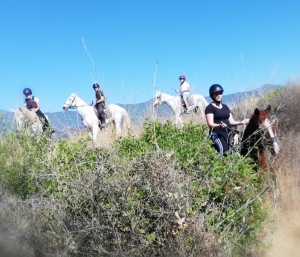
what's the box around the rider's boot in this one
[98,115,106,129]
[100,122,106,129]
[185,105,190,114]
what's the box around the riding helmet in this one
[93,83,100,89]
[23,88,32,95]
[179,75,186,81]
[209,84,224,97]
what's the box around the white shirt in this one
[180,81,190,92]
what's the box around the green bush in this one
[0,121,269,256]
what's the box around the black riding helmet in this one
[209,84,224,99]
[93,83,100,89]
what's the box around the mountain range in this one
[0,84,280,132]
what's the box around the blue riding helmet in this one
[23,88,32,95]
[93,83,100,89]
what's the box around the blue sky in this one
[1,0,299,112]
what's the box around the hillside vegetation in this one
[0,82,299,257]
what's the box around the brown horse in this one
[240,105,280,170]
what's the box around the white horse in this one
[12,107,44,135]
[153,91,208,127]
[62,93,130,141]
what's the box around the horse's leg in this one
[174,115,183,128]
[175,108,184,128]
[114,118,122,135]
[92,125,99,142]
[258,150,268,172]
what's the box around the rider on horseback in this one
[92,83,106,128]
[175,75,190,114]
[23,88,50,132]
[205,84,249,156]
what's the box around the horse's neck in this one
[74,97,95,119]
[161,93,178,106]
[75,96,88,107]
[243,117,259,139]
[23,108,36,119]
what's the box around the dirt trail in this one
[266,177,300,257]
[265,210,300,257]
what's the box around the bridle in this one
[154,92,162,107]
[63,94,77,110]
[261,118,278,144]
[63,94,89,110]
[154,92,178,107]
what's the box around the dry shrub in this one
[229,85,284,122]
[273,133,300,213]
[0,150,224,257]
[250,81,300,256]
[0,195,59,257]
[272,83,300,134]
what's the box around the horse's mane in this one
[15,107,39,124]
[242,113,259,139]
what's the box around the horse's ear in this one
[254,108,260,115]
[265,105,271,113]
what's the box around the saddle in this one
[227,128,239,149]
[93,106,113,124]
[179,95,194,110]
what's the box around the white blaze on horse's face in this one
[153,91,162,108]
[62,94,76,110]
[263,118,280,155]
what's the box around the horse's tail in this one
[122,109,131,129]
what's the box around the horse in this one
[62,93,130,141]
[12,107,45,135]
[240,105,280,171]
[153,91,208,127]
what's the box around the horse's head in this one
[153,91,162,108]
[257,105,279,154]
[13,108,42,134]
[62,93,76,111]
[253,105,271,127]
[12,108,24,128]
[241,105,280,171]
[247,105,280,155]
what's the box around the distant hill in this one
[204,83,281,104]
[0,84,281,132]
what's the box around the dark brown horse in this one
[240,105,280,170]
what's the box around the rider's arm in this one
[95,95,105,104]
[206,113,222,129]
[228,113,249,125]
[185,83,190,92]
